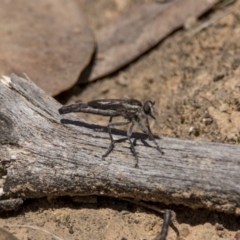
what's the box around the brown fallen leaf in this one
[0,0,95,96]
[87,0,219,82]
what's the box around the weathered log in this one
[0,74,240,214]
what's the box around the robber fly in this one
[58,99,163,165]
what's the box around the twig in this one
[120,198,176,240]
[1,224,64,240]
[153,210,172,240]
[183,9,233,40]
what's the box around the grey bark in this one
[0,74,240,214]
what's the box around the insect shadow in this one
[60,118,161,152]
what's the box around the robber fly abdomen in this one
[59,102,121,117]
[58,99,163,167]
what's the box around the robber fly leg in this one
[102,118,131,158]
[137,121,164,155]
[102,117,114,158]
[127,122,139,168]
[127,122,136,155]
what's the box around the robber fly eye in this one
[143,101,156,119]
[143,101,150,114]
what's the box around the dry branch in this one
[1,74,240,214]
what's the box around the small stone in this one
[180,226,190,237]
[116,75,128,86]
[235,232,240,240]
[215,223,224,230]
[69,227,74,234]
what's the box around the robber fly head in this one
[143,100,156,119]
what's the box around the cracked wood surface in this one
[0,74,240,214]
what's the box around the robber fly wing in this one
[88,99,123,110]
[88,99,142,111]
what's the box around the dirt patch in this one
[1,197,239,240]
[2,0,240,239]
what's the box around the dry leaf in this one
[88,0,219,82]
[0,0,95,95]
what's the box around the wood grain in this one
[0,74,240,214]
